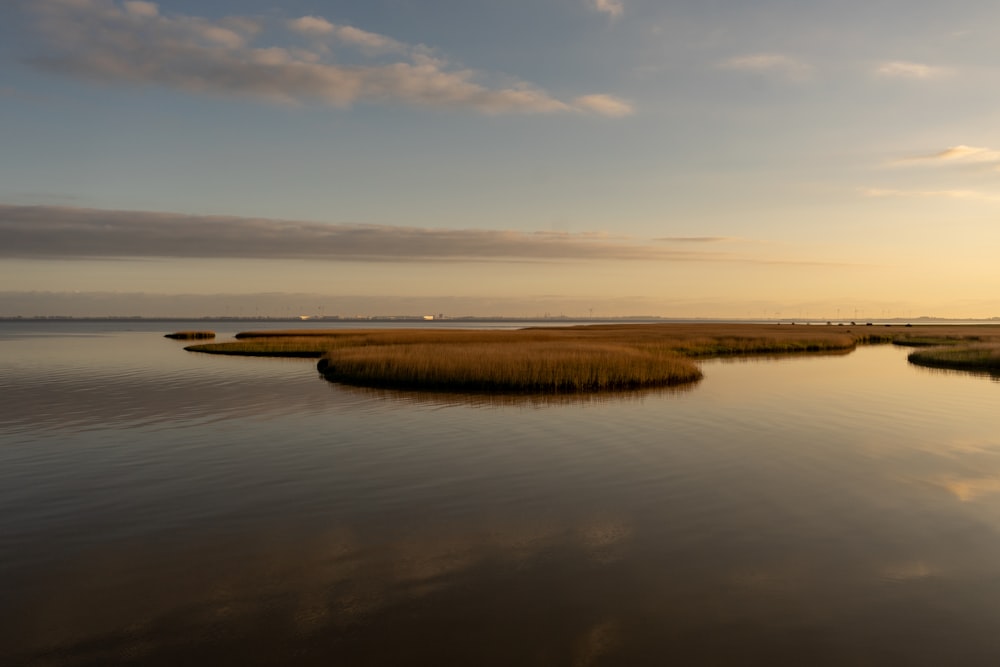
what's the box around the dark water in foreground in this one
[2,321,999,665]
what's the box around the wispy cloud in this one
[893,145,1000,167]
[717,53,812,80]
[875,61,950,79]
[25,0,631,117]
[652,236,736,243]
[0,204,831,265]
[862,188,1000,202]
[592,0,624,19]
[287,16,405,55]
[573,94,634,117]
[287,15,335,36]
[936,476,1000,502]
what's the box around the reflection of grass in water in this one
[165,330,215,340]
[707,348,855,365]
[328,380,697,408]
[908,344,1000,378]
[893,336,982,347]
[188,324,863,393]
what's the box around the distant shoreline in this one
[4,316,1000,324]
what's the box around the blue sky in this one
[2,0,999,318]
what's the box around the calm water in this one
[2,321,999,665]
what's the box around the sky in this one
[1,0,999,318]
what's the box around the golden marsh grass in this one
[317,341,702,392]
[184,323,1000,392]
[185,336,328,357]
[188,324,863,392]
[908,344,1000,375]
[893,336,986,347]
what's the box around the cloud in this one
[936,476,1000,502]
[861,188,1000,202]
[572,94,633,117]
[288,16,405,54]
[717,53,812,80]
[123,1,158,19]
[652,236,736,243]
[893,145,1000,167]
[333,25,406,54]
[934,145,1000,162]
[876,61,949,79]
[0,204,682,262]
[24,0,627,117]
[287,15,335,36]
[593,0,624,18]
[0,204,830,266]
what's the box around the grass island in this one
[183,323,1000,392]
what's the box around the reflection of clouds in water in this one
[573,619,620,667]
[4,517,623,663]
[486,521,562,569]
[7,507,1000,665]
[881,561,935,582]
[730,555,939,596]
[937,476,1000,502]
[727,557,823,597]
[382,532,479,600]
[930,437,1000,458]
[906,437,1000,502]
[576,515,633,565]
[731,568,794,591]
[858,431,1000,508]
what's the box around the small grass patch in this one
[185,337,326,357]
[165,330,215,340]
[908,344,1000,375]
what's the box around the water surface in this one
[2,322,999,665]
